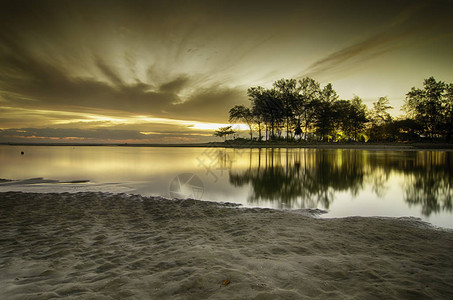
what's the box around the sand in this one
[1,192,452,299]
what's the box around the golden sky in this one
[1,0,452,143]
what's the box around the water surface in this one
[1,145,452,228]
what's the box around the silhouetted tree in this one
[403,77,446,138]
[295,77,321,140]
[332,99,351,140]
[248,86,284,141]
[229,105,254,140]
[369,97,393,142]
[349,96,368,141]
[273,78,298,140]
[228,75,453,143]
[248,86,267,140]
[314,83,338,141]
[386,119,423,141]
[372,97,393,125]
[214,126,235,141]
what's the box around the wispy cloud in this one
[299,1,451,80]
[0,127,216,144]
[301,32,400,79]
[0,30,244,123]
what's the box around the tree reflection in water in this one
[225,148,452,215]
[402,152,453,216]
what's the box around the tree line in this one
[215,76,453,142]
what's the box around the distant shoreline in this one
[2,141,453,150]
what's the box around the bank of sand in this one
[1,192,452,299]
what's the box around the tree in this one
[251,106,264,141]
[332,99,351,140]
[295,77,321,140]
[229,105,254,140]
[227,76,453,144]
[386,119,423,141]
[314,83,338,141]
[273,78,298,140]
[214,126,236,141]
[372,97,393,126]
[328,97,368,142]
[403,77,446,138]
[248,86,284,141]
[369,97,393,142]
[248,86,267,141]
[349,96,368,141]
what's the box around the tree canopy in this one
[403,77,453,141]
[225,76,453,143]
[213,126,236,141]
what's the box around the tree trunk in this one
[304,110,308,141]
[271,121,275,140]
[286,116,289,140]
[258,122,262,141]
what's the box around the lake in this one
[1,145,452,228]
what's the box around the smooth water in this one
[1,145,452,228]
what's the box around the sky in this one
[1,0,452,143]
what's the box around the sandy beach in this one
[1,192,452,299]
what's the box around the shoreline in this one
[1,192,452,299]
[2,142,453,151]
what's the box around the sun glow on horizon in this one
[0,105,251,141]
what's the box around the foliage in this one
[213,126,236,141]
[229,105,253,139]
[332,96,368,141]
[273,78,298,140]
[403,77,452,140]
[372,97,393,126]
[368,97,393,142]
[228,76,453,143]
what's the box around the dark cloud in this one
[169,85,246,122]
[159,76,190,93]
[0,11,247,124]
[0,36,246,123]
[0,30,178,112]
[95,58,126,87]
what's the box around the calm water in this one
[0,145,452,228]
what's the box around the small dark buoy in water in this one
[21,151,24,155]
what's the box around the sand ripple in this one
[1,192,452,299]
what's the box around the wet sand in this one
[1,192,452,299]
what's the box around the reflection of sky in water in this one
[0,146,452,229]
